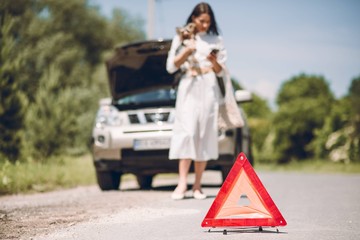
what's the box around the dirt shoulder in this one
[1,186,102,239]
[0,172,219,240]
[0,180,164,240]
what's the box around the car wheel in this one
[235,128,254,166]
[234,128,242,159]
[247,135,254,166]
[221,167,232,182]
[136,175,154,189]
[96,170,121,191]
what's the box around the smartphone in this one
[210,49,219,55]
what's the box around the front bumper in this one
[92,123,174,161]
[94,151,235,175]
[92,124,236,162]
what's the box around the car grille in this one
[128,114,140,124]
[128,112,171,124]
[145,112,170,123]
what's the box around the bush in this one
[273,74,334,163]
[311,76,360,163]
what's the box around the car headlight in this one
[95,105,122,127]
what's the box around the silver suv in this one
[92,39,253,190]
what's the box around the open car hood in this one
[106,39,176,100]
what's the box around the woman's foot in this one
[192,189,207,200]
[171,186,187,200]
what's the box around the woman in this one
[166,2,227,200]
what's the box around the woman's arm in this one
[173,39,196,68]
[167,35,195,73]
[208,36,227,75]
[166,35,181,74]
[207,52,222,74]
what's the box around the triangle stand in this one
[207,226,281,235]
[201,152,287,233]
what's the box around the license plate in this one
[133,138,170,151]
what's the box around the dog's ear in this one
[176,27,182,36]
[176,23,196,41]
[185,23,196,34]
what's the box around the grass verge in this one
[0,154,96,195]
[255,159,360,174]
[1,156,359,196]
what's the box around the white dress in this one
[166,32,227,161]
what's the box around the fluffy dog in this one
[176,23,196,43]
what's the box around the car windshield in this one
[114,87,176,110]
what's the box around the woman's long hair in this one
[185,2,220,35]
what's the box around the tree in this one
[273,74,334,163]
[232,78,274,162]
[0,13,27,162]
[348,76,360,161]
[1,0,146,161]
[106,8,145,47]
[349,76,360,135]
[312,76,360,163]
[241,93,273,162]
[21,1,145,159]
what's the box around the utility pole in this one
[147,0,155,40]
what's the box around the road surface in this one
[1,170,359,240]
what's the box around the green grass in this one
[0,154,96,195]
[1,155,359,195]
[255,159,360,174]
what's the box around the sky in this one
[90,0,360,108]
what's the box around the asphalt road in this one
[2,170,360,240]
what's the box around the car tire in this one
[96,170,121,191]
[247,135,254,166]
[235,128,254,166]
[221,167,232,182]
[136,175,154,189]
[235,128,242,159]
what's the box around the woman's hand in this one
[207,51,222,74]
[184,39,196,54]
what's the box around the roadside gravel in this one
[0,177,171,240]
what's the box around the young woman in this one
[166,2,227,200]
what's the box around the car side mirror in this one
[235,90,252,103]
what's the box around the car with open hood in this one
[92,39,253,190]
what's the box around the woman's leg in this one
[193,161,207,191]
[174,159,192,192]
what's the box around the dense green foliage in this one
[0,13,27,161]
[310,76,360,163]
[241,93,273,161]
[273,74,334,162]
[243,74,359,164]
[0,0,144,162]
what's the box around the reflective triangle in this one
[201,152,287,228]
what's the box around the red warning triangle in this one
[201,152,287,228]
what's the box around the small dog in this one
[175,23,200,74]
[176,23,196,43]
[172,23,198,87]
